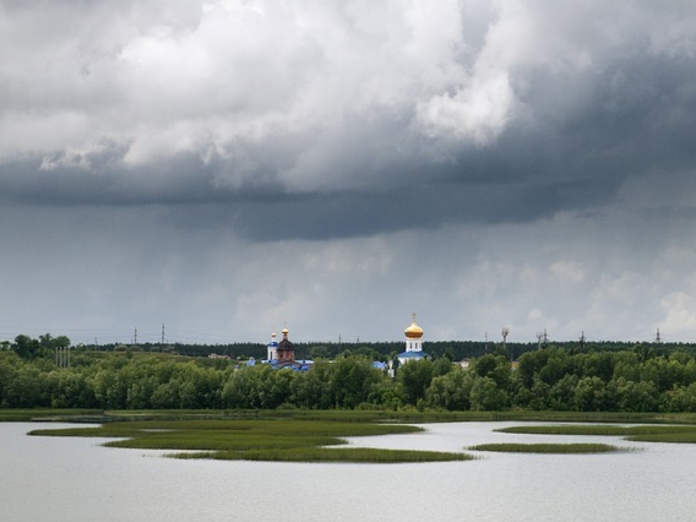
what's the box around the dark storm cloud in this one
[2,1,696,241]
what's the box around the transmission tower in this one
[502,327,510,360]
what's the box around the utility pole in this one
[655,328,662,343]
[161,324,165,352]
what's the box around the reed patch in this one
[495,424,696,443]
[28,418,472,463]
[468,442,624,453]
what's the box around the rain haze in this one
[2,0,696,346]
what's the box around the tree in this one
[614,378,658,413]
[583,352,615,382]
[574,376,611,411]
[432,356,453,377]
[397,359,433,405]
[291,361,332,409]
[470,376,508,411]
[516,349,552,388]
[425,367,473,411]
[13,335,41,360]
[329,356,382,408]
[547,374,578,411]
[309,345,331,360]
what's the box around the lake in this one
[1,421,695,521]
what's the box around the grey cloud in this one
[2,2,696,242]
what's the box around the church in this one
[263,315,428,371]
[264,325,313,371]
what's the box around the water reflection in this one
[1,421,694,521]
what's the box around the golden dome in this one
[404,314,423,339]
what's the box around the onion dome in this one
[268,329,278,348]
[404,314,424,339]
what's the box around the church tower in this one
[399,313,427,365]
[276,324,295,362]
[267,329,278,361]
[404,313,424,352]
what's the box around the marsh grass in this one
[0,409,103,422]
[468,443,625,454]
[8,409,696,425]
[174,447,474,463]
[28,419,472,463]
[496,424,696,444]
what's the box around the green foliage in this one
[13,335,42,360]
[425,367,473,411]
[397,359,433,405]
[6,332,696,413]
[470,376,508,411]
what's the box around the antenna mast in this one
[501,327,510,360]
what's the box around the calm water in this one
[1,421,695,521]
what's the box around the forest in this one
[3,333,696,412]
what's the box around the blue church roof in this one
[398,351,429,359]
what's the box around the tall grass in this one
[8,408,696,425]
[496,424,696,444]
[0,409,103,422]
[468,443,626,454]
[175,447,474,463]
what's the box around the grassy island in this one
[468,442,624,453]
[496,424,696,443]
[28,418,473,463]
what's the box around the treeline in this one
[3,338,696,412]
[60,338,695,362]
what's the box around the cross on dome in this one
[404,313,424,339]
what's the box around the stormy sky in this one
[3,0,696,346]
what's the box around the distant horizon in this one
[0,326,684,347]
